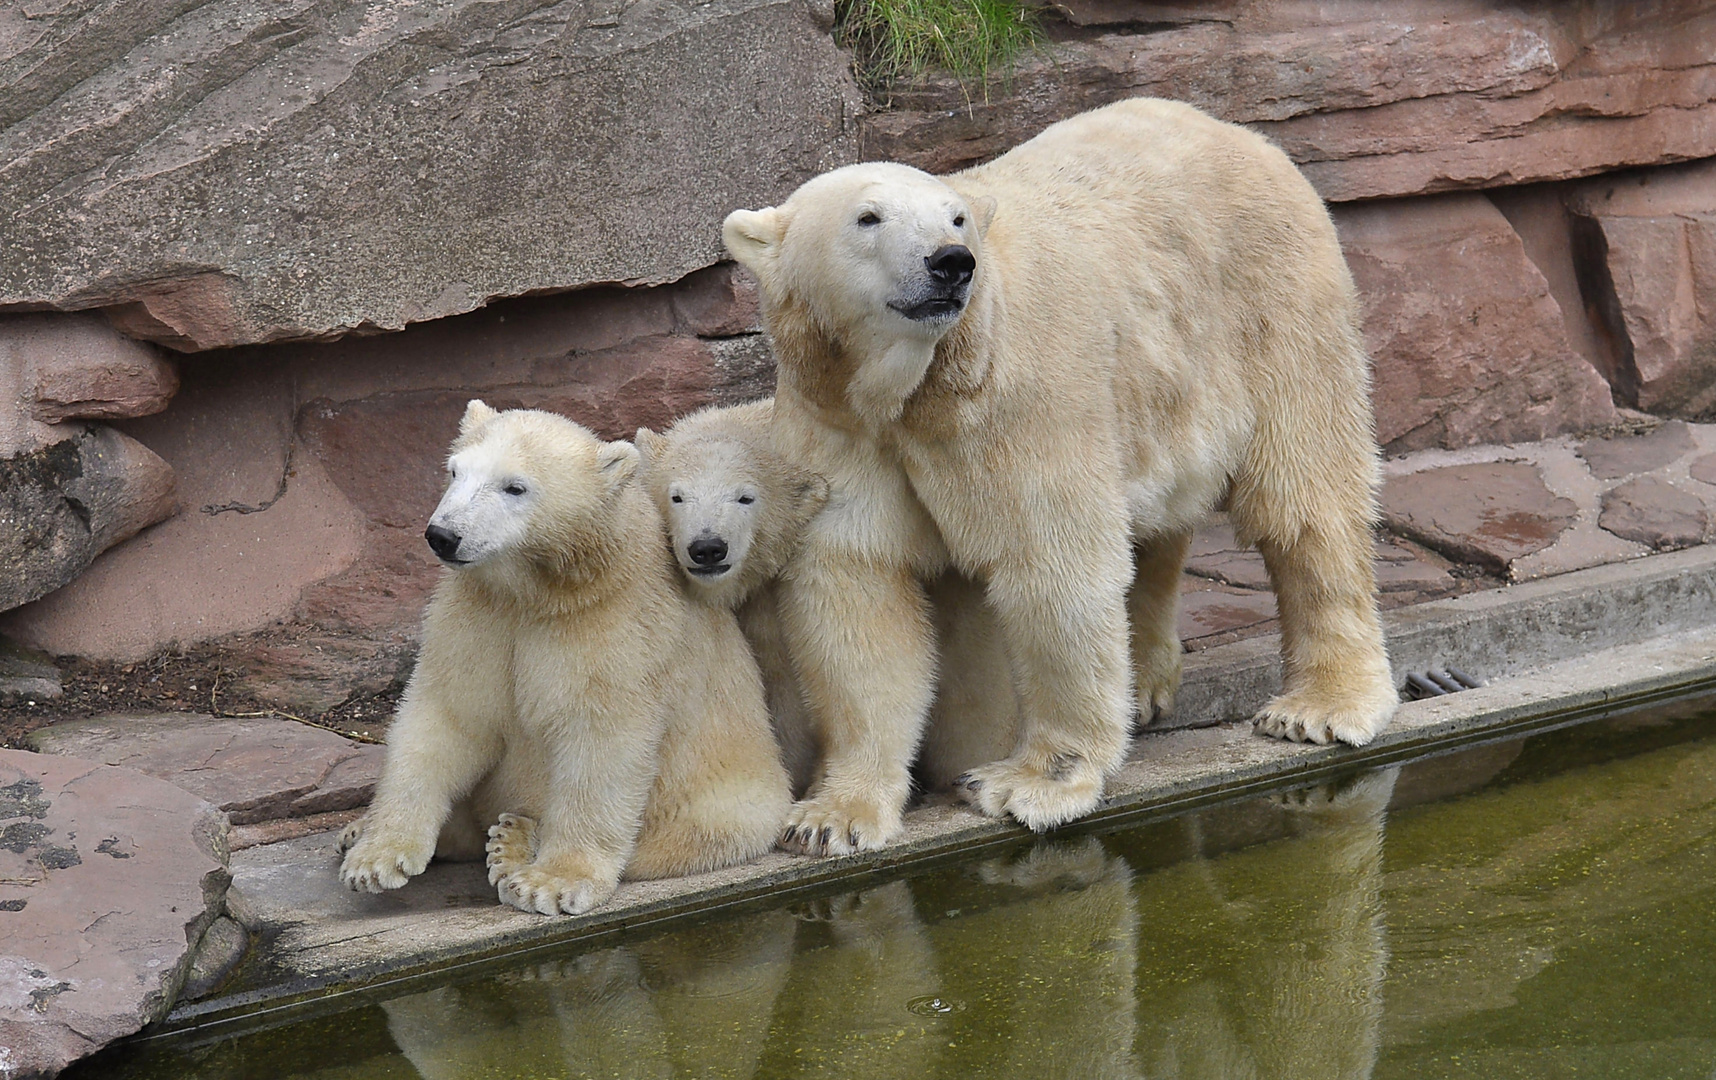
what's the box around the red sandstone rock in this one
[1178,585,1277,643]
[1566,159,1716,417]
[1336,195,1615,452]
[1598,475,1710,549]
[1381,462,1578,573]
[0,749,230,1078]
[28,715,383,827]
[862,3,1716,202]
[0,313,179,424]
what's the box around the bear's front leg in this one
[776,557,936,856]
[488,681,663,915]
[955,548,1135,832]
[340,696,499,893]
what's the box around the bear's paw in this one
[1253,684,1398,747]
[485,813,540,886]
[339,830,433,893]
[778,795,901,856]
[953,753,1105,833]
[495,865,613,917]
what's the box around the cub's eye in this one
[857,211,881,226]
[737,495,755,505]
[953,213,966,227]
[503,482,527,496]
[670,494,683,503]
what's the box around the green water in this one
[83,702,1716,1080]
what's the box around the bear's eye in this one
[671,494,683,503]
[953,213,966,227]
[737,495,755,505]
[503,482,527,496]
[857,211,881,226]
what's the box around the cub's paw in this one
[495,865,614,917]
[485,813,540,886]
[777,795,900,857]
[337,815,366,854]
[1253,684,1398,747]
[953,753,1104,833]
[339,831,432,893]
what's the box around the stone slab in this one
[1381,461,1578,572]
[1579,421,1699,479]
[27,715,382,827]
[0,749,229,1078]
[1599,475,1710,550]
[172,561,1716,1027]
[0,0,859,351]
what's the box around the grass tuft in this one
[838,0,1042,92]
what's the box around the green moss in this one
[838,0,1042,92]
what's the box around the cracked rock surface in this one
[0,748,229,1078]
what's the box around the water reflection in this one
[375,771,1396,1080]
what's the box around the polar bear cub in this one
[635,400,830,796]
[338,401,790,915]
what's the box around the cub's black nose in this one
[926,244,975,286]
[688,536,729,567]
[425,524,462,561]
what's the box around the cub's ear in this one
[722,208,783,273]
[969,194,999,238]
[460,399,498,436]
[597,440,640,491]
[792,471,831,516]
[634,427,666,466]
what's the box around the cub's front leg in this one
[490,642,669,915]
[340,690,501,893]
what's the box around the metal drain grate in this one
[1403,667,1487,701]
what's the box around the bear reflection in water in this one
[380,769,1395,1080]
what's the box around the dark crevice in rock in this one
[1569,210,1641,409]
[201,439,294,516]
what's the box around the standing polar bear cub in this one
[338,402,790,914]
[724,96,1396,854]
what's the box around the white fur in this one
[726,97,1397,852]
[339,401,790,915]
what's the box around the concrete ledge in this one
[158,547,1716,1036]
[1174,544,1716,727]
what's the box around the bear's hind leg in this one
[1129,530,1191,723]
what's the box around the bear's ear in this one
[969,194,999,238]
[460,399,498,436]
[634,427,666,466]
[722,208,783,272]
[597,440,640,491]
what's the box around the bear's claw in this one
[1252,685,1397,747]
[777,795,898,856]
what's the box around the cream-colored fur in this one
[338,402,789,915]
[637,399,831,798]
[725,97,1395,851]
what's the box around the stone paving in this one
[0,750,230,1079]
[12,418,1716,1073]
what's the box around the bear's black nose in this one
[425,524,462,561]
[926,244,975,287]
[688,537,729,567]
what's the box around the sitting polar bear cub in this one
[635,399,830,795]
[339,401,790,915]
[723,96,1396,854]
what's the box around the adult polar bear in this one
[723,97,1395,853]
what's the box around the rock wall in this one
[3,0,1716,666]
